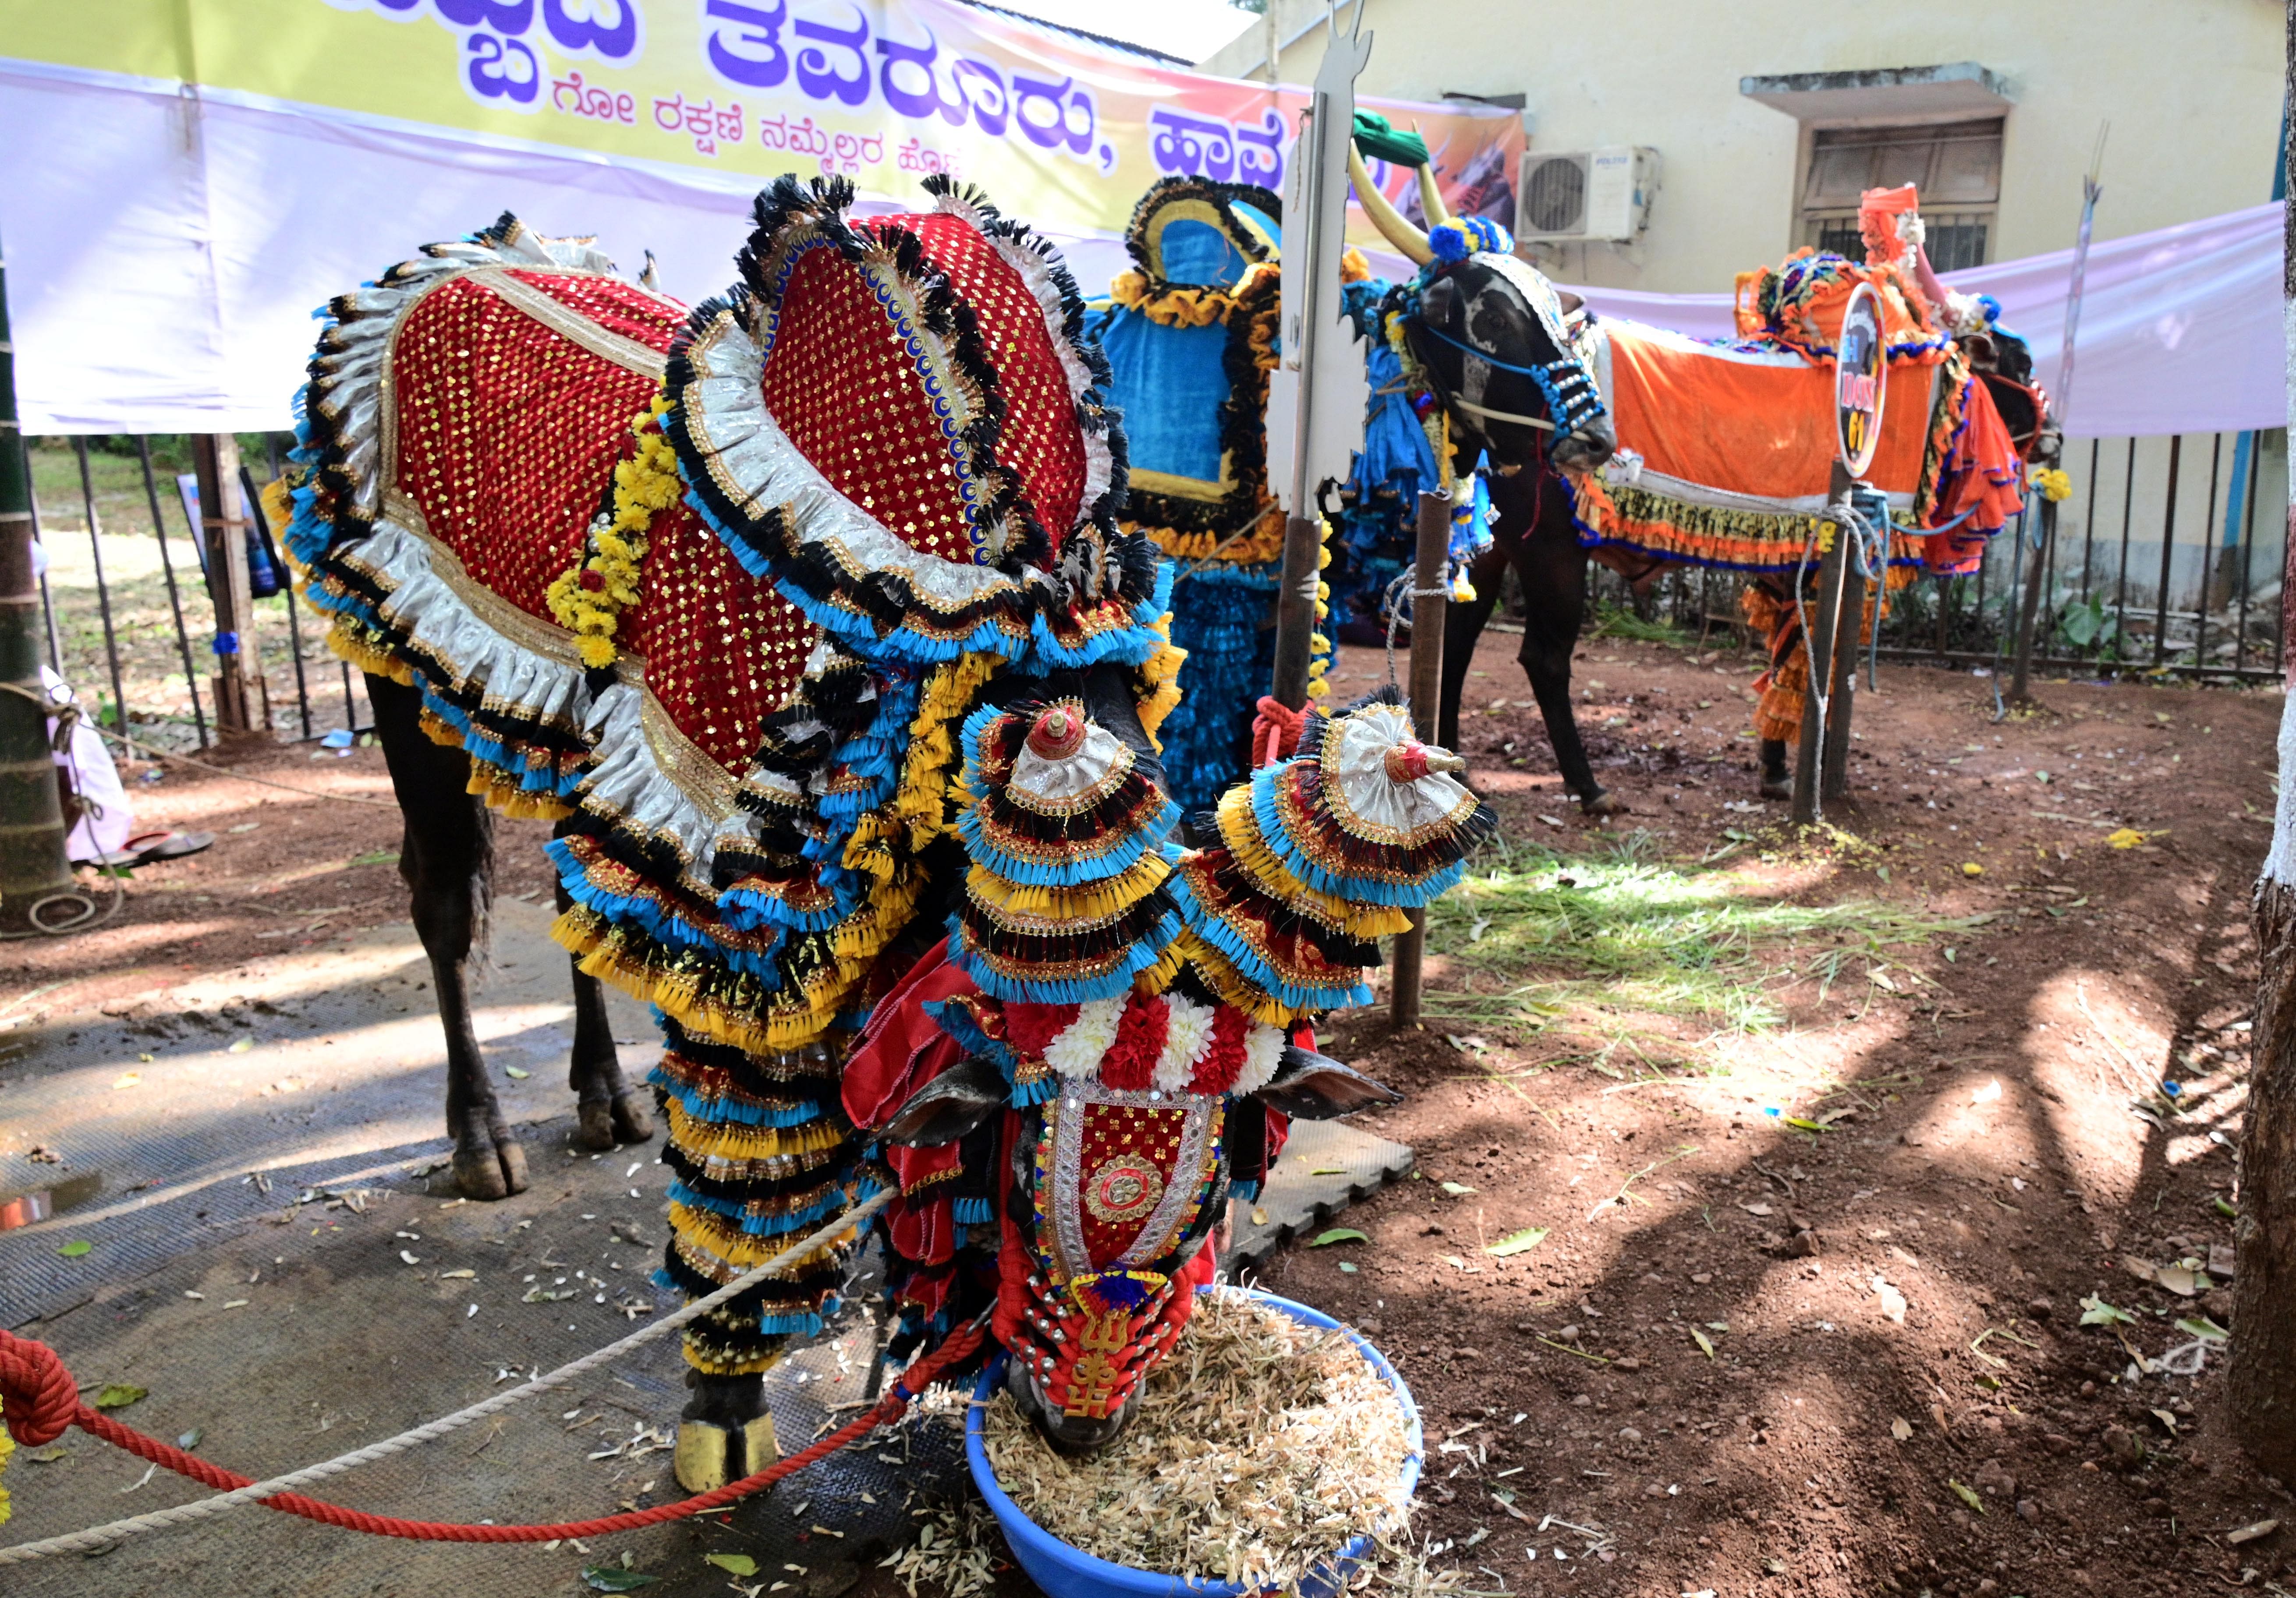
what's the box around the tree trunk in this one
[2230,11,2296,1477]
[2236,777,2296,1477]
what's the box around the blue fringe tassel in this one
[648,1065,826,1129]
[1249,766,1467,906]
[1166,873,1373,1012]
[945,909,1182,1005]
[952,1196,994,1225]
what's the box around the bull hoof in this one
[673,1412,779,1493]
[454,1135,528,1200]
[1580,790,1629,817]
[576,1100,617,1151]
[612,1088,656,1145]
[1759,777,1792,801]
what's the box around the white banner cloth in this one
[0,52,2282,439]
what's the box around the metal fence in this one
[26,434,372,754]
[1581,428,2289,683]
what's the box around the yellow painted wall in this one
[1204,0,2283,293]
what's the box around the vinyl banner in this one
[0,0,1521,428]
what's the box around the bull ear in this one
[884,1054,1009,1147]
[1419,273,1458,330]
[1249,1046,1403,1120]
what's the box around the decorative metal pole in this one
[2011,129,2103,705]
[1389,489,1450,1028]
[0,224,77,929]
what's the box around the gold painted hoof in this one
[738,1412,780,1477]
[674,1419,730,1493]
[673,1412,780,1493]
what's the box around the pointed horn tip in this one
[1346,142,1435,268]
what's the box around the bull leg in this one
[676,1370,778,1493]
[1759,738,1792,801]
[1436,541,1508,753]
[551,836,655,1151]
[366,673,529,1200]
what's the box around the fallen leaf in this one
[2079,1295,2136,1327]
[227,1038,253,1054]
[505,1066,531,1080]
[1310,1167,1346,1176]
[2175,1315,2231,1343]
[438,1269,475,1280]
[581,1568,658,1592]
[1891,1417,1913,1441]
[1307,1228,1367,1247]
[524,1287,577,1302]
[1440,1182,1478,1196]
[1961,863,1983,877]
[2154,1264,2203,1297]
[92,1384,147,1410]
[2150,1407,2179,1433]
[1538,815,1564,828]
[111,1073,141,1090]
[1338,1262,1359,1274]
[399,1250,422,1266]
[1868,970,1898,992]
[1949,1479,1986,1515]
[704,1554,759,1576]
[177,1428,203,1450]
[1782,1116,1826,1132]
[1250,1207,1268,1226]
[2227,1519,2281,1546]
[27,1446,68,1463]
[1485,1226,1549,1257]
[57,1240,92,1259]
[1738,1202,1774,1217]
[2106,827,2146,849]
[1690,1327,1715,1359]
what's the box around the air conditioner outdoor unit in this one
[1516,147,1658,243]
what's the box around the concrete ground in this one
[0,899,1402,1595]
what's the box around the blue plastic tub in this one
[964,1289,1422,1598]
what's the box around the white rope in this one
[0,1186,896,1565]
[1381,562,1455,689]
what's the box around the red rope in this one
[1251,695,1304,768]
[0,1322,986,1544]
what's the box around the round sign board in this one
[1834,281,1888,477]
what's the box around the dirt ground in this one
[4,620,2287,1598]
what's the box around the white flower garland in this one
[1153,995,1217,1093]
[1045,997,1126,1080]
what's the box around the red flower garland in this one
[1002,1001,1079,1060]
[1190,1005,1251,1094]
[1098,995,1170,1091]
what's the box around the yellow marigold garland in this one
[547,391,680,668]
[0,1391,13,1525]
[2031,465,2071,502]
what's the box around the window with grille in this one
[1799,120,2002,272]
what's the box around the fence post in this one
[191,434,256,734]
[1389,489,1450,1031]
[0,225,76,926]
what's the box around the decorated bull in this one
[278,173,1488,1489]
[1341,137,2034,812]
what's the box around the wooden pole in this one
[0,223,77,928]
[1791,463,1853,826]
[191,433,256,734]
[1268,513,1325,711]
[2009,496,2055,704]
[1389,490,1452,1029]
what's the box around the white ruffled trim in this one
[1325,701,1477,840]
[575,682,749,894]
[1008,721,1128,808]
[355,525,587,735]
[680,311,1027,610]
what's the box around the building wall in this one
[1202,0,2282,294]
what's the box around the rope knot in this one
[1250,696,1305,768]
[0,1328,81,1447]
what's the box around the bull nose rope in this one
[0,1188,977,1565]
